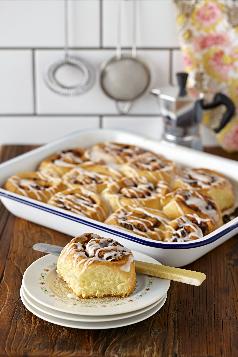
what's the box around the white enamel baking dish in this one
[0,129,237,267]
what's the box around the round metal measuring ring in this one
[45,55,95,96]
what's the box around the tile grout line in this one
[99,0,103,48]
[0,47,180,51]
[99,115,103,128]
[32,49,37,115]
[169,49,173,85]
[0,114,160,118]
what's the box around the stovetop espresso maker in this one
[151,72,235,150]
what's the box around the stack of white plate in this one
[20,251,170,329]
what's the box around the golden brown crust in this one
[102,177,163,212]
[79,161,122,180]
[62,167,111,193]
[84,142,151,164]
[105,207,169,241]
[163,214,216,242]
[161,189,222,228]
[48,187,108,222]
[121,152,176,184]
[4,171,64,203]
[57,233,136,298]
[173,168,235,211]
[38,148,86,178]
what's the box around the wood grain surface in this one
[0,145,237,357]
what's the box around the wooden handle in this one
[135,260,206,286]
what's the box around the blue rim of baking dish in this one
[0,190,237,250]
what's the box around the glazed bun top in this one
[61,233,133,263]
[179,168,226,189]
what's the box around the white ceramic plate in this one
[21,285,166,322]
[22,251,170,316]
[20,288,167,329]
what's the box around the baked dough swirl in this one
[174,168,235,211]
[84,142,151,164]
[57,233,136,298]
[121,152,176,184]
[38,148,86,178]
[163,214,215,242]
[4,172,64,203]
[102,177,164,212]
[105,207,169,241]
[63,167,112,193]
[161,189,222,228]
[48,187,108,221]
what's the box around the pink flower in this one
[195,3,221,26]
[206,50,233,80]
[222,124,238,151]
[195,34,229,51]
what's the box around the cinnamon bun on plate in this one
[63,167,112,193]
[102,177,163,212]
[38,148,86,178]
[173,168,235,212]
[48,187,108,222]
[161,189,222,228]
[4,172,64,203]
[105,207,169,241]
[121,152,176,184]
[163,214,216,242]
[84,142,151,165]
[56,233,136,298]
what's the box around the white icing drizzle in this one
[52,149,84,167]
[8,173,59,201]
[64,168,107,189]
[181,169,223,189]
[59,234,133,272]
[111,177,156,200]
[176,190,219,222]
[111,207,168,238]
[85,142,148,164]
[166,214,206,242]
[120,254,133,272]
[50,190,106,220]
[131,152,173,172]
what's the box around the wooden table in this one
[0,145,237,357]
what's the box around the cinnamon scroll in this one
[63,167,112,193]
[163,214,216,242]
[39,148,86,178]
[174,168,235,211]
[105,207,169,241]
[4,172,64,203]
[102,177,165,212]
[161,189,222,228]
[57,233,136,298]
[48,187,108,222]
[121,152,175,184]
[84,142,150,164]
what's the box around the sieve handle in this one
[116,101,133,114]
[64,0,70,61]
[116,0,138,59]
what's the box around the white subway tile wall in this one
[103,0,179,48]
[2,0,213,145]
[0,117,99,144]
[35,49,169,115]
[103,117,163,141]
[0,50,33,114]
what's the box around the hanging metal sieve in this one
[44,0,95,96]
[100,0,151,114]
